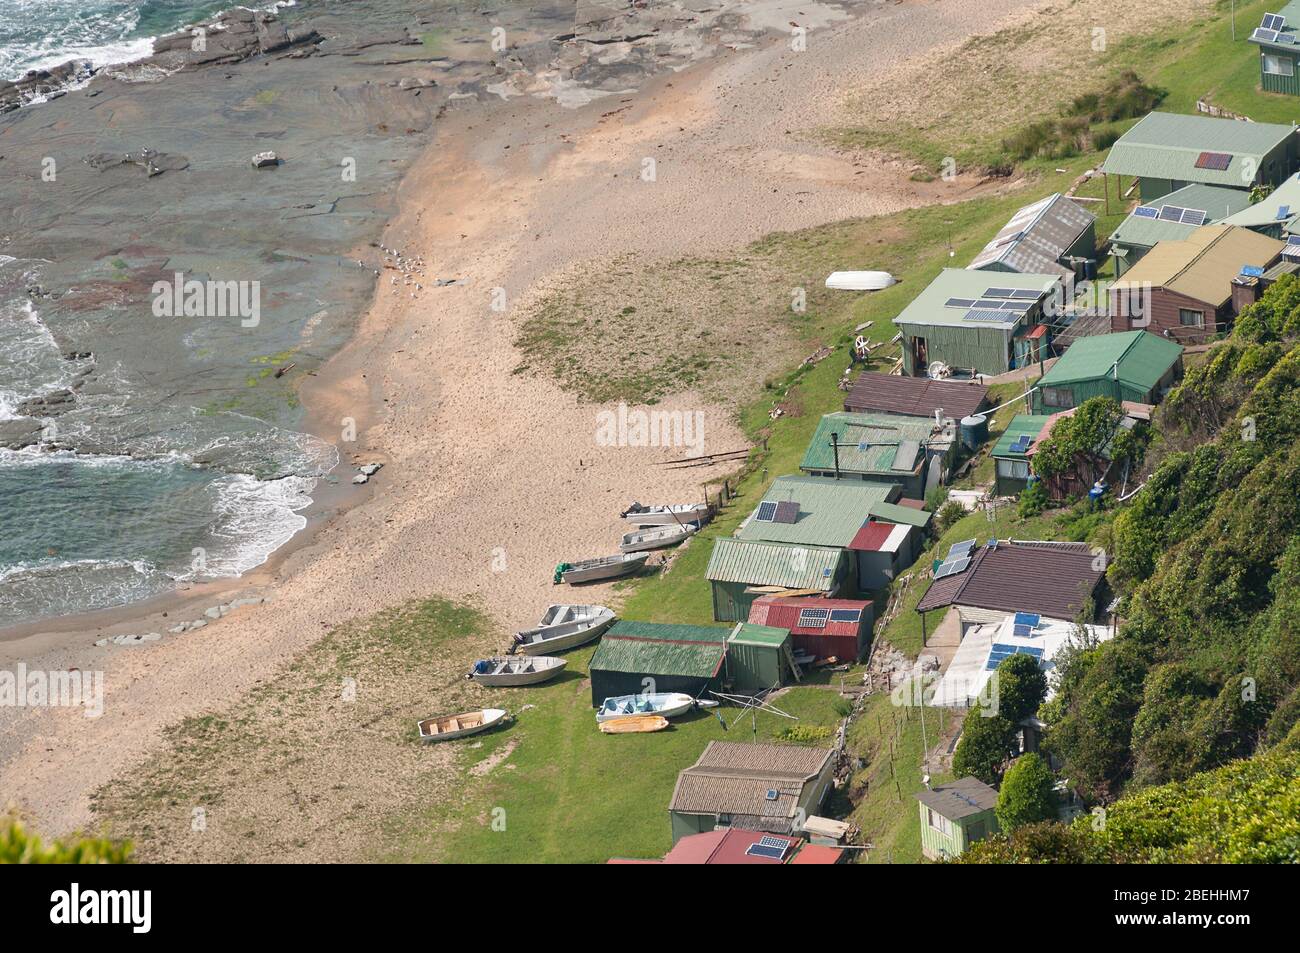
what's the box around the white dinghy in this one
[594,692,717,723]
[618,522,698,553]
[467,655,567,687]
[512,605,616,655]
[620,502,711,526]
[554,553,648,585]
[825,271,896,291]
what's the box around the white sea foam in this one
[190,472,316,579]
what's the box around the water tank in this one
[960,414,989,450]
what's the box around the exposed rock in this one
[15,389,75,417]
[0,418,43,450]
[251,151,280,169]
[352,473,369,485]
[358,463,382,475]
[0,58,93,114]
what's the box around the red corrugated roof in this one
[709,829,798,864]
[789,843,845,865]
[612,828,846,864]
[848,521,895,553]
[844,372,990,419]
[659,829,729,863]
[749,595,868,636]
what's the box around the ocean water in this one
[0,1,237,80]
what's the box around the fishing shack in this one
[588,621,731,707]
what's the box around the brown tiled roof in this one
[844,372,990,420]
[915,776,999,820]
[915,540,1105,619]
[668,741,833,819]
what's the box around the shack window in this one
[997,458,1030,480]
[927,808,953,836]
[1179,308,1205,327]
[1042,386,1074,408]
[1264,54,1295,77]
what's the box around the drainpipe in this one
[831,432,841,480]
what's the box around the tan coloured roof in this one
[668,741,833,819]
[1110,224,1282,307]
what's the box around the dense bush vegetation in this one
[0,814,131,863]
[1000,71,1165,161]
[995,753,1059,832]
[960,751,1300,863]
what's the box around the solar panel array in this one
[964,308,1013,323]
[798,607,830,629]
[772,500,799,524]
[744,835,792,860]
[1132,205,1159,219]
[1263,12,1287,32]
[1149,204,1208,225]
[933,556,972,580]
[1279,204,1293,221]
[1009,434,1033,453]
[1013,611,1042,628]
[985,642,1046,671]
[829,608,862,623]
[947,539,977,560]
[1193,151,1233,172]
[755,500,778,522]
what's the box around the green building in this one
[1100,111,1298,204]
[725,623,795,693]
[1249,6,1300,96]
[1107,183,1252,277]
[1033,331,1184,413]
[800,411,958,500]
[892,269,1059,377]
[588,621,731,706]
[705,537,848,622]
[915,777,1000,860]
[991,414,1052,496]
[1220,171,1300,238]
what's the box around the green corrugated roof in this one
[801,412,937,476]
[868,500,932,527]
[892,268,1059,330]
[1100,112,1295,187]
[728,622,791,647]
[1038,331,1183,392]
[1248,2,1300,49]
[1108,184,1252,250]
[591,634,726,679]
[605,620,731,643]
[992,414,1052,458]
[706,537,843,590]
[736,475,896,548]
[1220,172,1300,228]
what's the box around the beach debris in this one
[273,362,296,378]
[358,463,383,476]
[85,148,188,177]
[93,632,162,647]
[353,473,370,485]
[251,150,280,169]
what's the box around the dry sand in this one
[0,0,1202,840]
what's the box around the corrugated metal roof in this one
[914,776,999,819]
[892,268,1060,330]
[749,595,869,636]
[991,414,1052,457]
[736,475,897,548]
[801,411,940,476]
[1038,330,1183,392]
[605,620,731,642]
[1110,224,1283,306]
[729,622,790,646]
[590,634,727,680]
[844,371,990,419]
[1247,2,1300,49]
[867,500,932,527]
[1100,112,1295,186]
[1108,183,1253,249]
[706,537,843,590]
[848,520,912,553]
[1220,171,1300,228]
[969,193,1095,277]
[915,540,1105,618]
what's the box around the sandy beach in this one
[0,0,1179,840]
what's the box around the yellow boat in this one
[599,715,669,734]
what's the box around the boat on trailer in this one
[618,522,698,553]
[620,502,711,526]
[512,605,616,655]
[467,655,567,686]
[554,553,648,585]
[417,708,508,743]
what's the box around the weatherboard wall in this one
[1261,50,1300,96]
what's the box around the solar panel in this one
[764,789,779,801]
[1288,234,1300,245]
[998,300,1029,312]
[1013,612,1041,628]
[933,556,972,579]
[982,287,1018,298]
[1010,435,1032,453]
[1253,27,1280,43]
[1180,208,1207,226]
[829,608,862,623]
[772,500,799,524]
[985,643,1046,670]
[1263,13,1287,31]
[948,538,977,559]
[745,843,788,860]
[1132,205,1159,219]
[945,297,978,308]
[1279,205,1293,220]
[1194,151,1233,171]
[1009,288,1042,300]
[964,308,1010,323]
[1012,624,1034,638]
[755,500,777,522]
[759,834,790,849]
[1241,265,1265,278]
[1158,205,1185,222]
[798,608,830,628]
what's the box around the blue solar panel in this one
[948,539,977,559]
[745,843,787,860]
[756,500,777,521]
[1278,205,1292,220]
[1132,206,1158,219]
[1013,624,1033,638]
[1013,612,1041,628]
[964,308,1011,323]
[829,608,862,623]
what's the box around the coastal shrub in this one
[995,754,1059,832]
[999,71,1164,162]
[935,500,967,534]
[779,725,834,744]
[1017,481,1047,518]
[952,709,1017,786]
[0,814,131,864]
[994,653,1048,725]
